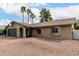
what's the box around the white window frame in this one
[51,26,60,35]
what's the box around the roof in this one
[5,18,76,28]
[5,21,30,29]
[29,18,76,27]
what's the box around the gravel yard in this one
[0,36,79,56]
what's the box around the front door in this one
[20,28,23,37]
[29,28,32,37]
[26,28,32,37]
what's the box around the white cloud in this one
[50,9,75,19]
[49,5,79,19]
[23,8,40,24]
[0,0,78,3]
[0,3,47,24]
[0,3,79,20]
[0,3,47,14]
[0,19,12,25]
[1,3,79,25]
[0,3,26,15]
[27,3,48,8]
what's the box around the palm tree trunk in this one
[22,12,24,23]
[28,15,29,24]
[32,18,33,24]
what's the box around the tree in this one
[39,8,52,22]
[30,12,35,24]
[20,6,26,23]
[20,6,35,24]
[74,22,79,29]
[26,8,32,24]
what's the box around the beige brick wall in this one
[6,23,26,38]
[6,22,73,40]
[32,25,73,40]
[59,25,73,40]
[32,27,51,38]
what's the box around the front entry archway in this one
[26,28,32,37]
[20,28,23,37]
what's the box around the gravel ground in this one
[0,36,79,56]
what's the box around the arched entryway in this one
[26,28,32,37]
[20,28,23,37]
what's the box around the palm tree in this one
[30,12,35,24]
[26,8,32,24]
[39,8,52,22]
[20,6,26,23]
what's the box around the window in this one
[51,26,59,34]
[9,23,13,27]
[36,28,41,34]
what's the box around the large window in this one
[36,28,41,34]
[51,26,59,34]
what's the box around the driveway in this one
[0,36,79,56]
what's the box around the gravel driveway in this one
[0,36,79,56]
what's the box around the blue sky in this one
[47,3,79,8]
[0,3,79,25]
[0,8,20,20]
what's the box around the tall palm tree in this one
[20,6,26,23]
[26,8,32,24]
[39,8,52,22]
[30,12,36,24]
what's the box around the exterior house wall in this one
[32,25,73,40]
[59,25,73,40]
[6,22,73,40]
[32,27,51,38]
[6,23,26,38]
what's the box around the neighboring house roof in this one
[5,18,76,29]
[0,25,7,30]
